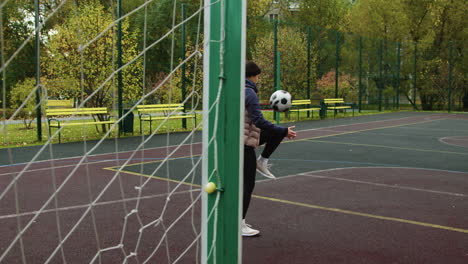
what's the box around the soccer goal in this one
[0,0,245,263]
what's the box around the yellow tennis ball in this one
[205,182,217,194]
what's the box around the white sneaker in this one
[242,220,260,237]
[256,160,276,179]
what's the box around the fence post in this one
[358,36,362,113]
[413,41,418,110]
[335,31,340,98]
[378,39,383,112]
[396,42,401,110]
[34,0,42,141]
[275,52,281,125]
[448,40,453,112]
[307,26,311,117]
[117,0,123,133]
[181,3,187,128]
[273,20,278,93]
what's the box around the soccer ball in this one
[270,90,292,112]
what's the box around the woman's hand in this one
[287,126,296,139]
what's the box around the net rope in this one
[0,0,227,262]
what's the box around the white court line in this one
[257,166,468,193]
[0,141,202,169]
[0,114,437,168]
[0,159,120,177]
[315,128,444,139]
[0,189,200,220]
[439,136,468,148]
[297,114,444,133]
[400,126,468,133]
[294,166,468,177]
[0,115,454,177]
[301,174,466,197]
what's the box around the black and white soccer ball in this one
[269,90,292,112]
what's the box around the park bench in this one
[46,99,74,108]
[46,107,114,143]
[136,104,196,134]
[322,98,355,118]
[289,99,321,120]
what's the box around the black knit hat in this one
[245,61,262,78]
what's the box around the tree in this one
[43,0,142,110]
[151,42,204,105]
[246,0,273,59]
[316,71,358,101]
[131,0,202,81]
[289,0,350,31]
[347,0,467,110]
[0,1,36,107]
[347,0,405,41]
[252,26,309,102]
[10,78,38,129]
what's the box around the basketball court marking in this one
[284,118,443,145]
[296,114,444,133]
[0,114,443,169]
[317,129,447,139]
[439,136,468,148]
[253,194,468,234]
[99,116,447,172]
[3,115,466,236]
[105,162,468,235]
[307,139,468,156]
[103,163,202,188]
[299,174,466,197]
[0,189,199,220]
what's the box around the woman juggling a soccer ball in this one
[242,61,296,236]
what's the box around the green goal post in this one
[202,0,246,263]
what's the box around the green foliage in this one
[10,78,38,129]
[347,0,467,110]
[347,0,405,41]
[0,1,36,107]
[132,0,201,79]
[316,71,358,101]
[252,26,309,101]
[288,0,350,30]
[43,0,142,108]
[152,42,203,104]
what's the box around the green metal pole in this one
[117,0,123,133]
[335,31,340,98]
[273,20,278,93]
[203,0,243,263]
[448,40,453,112]
[275,52,281,125]
[358,36,362,113]
[396,42,401,110]
[181,4,187,129]
[413,41,418,110]
[35,0,42,141]
[307,26,311,117]
[378,39,383,112]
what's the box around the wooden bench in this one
[322,98,354,118]
[136,104,196,134]
[289,99,321,120]
[46,107,114,143]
